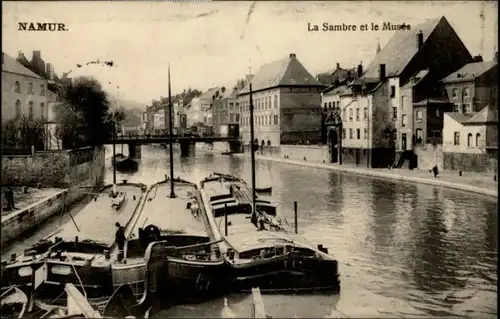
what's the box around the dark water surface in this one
[3,146,497,318]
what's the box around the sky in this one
[3,1,498,106]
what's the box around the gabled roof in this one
[323,85,352,97]
[446,112,472,124]
[464,105,498,124]
[199,87,220,101]
[2,52,42,78]
[239,54,324,94]
[441,61,497,83]
[362,17,442,80]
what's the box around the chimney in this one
[289,53,296,59]
[46,63,54,80]
[417,30,423,49]
[379,64,386,81]
[221,87,226,93]
[336,63,340,70]
[357,64,363,78]
[473,55,483,62]
[33,50,41,60]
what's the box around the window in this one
[274,95,278,108]
[268,115,271,125]
[342,129,346,139]
[15,81,21,93]
[342,110,346,121]
[464,87,470,98]
[268,96,271,109]
[363,107,368,120]
[390,85,396,98]
[467,133,472,146]
[336,101,340,108]
[40,84,45,96]
[328,102,332,109]
[454,132,460,145]
[324,103,327,109]
[463,104,472,113]
[356,128,361,139]
[436,109,440,117]
[393,107,398,120]
[15,100,21,117]
[28,83,33,94]
[452,88,458,98]
[416,128,423,143]
[402,114,407,127]
[235,114,239,122]
[349,109,353,121]
[356,108,360,121]
[416,110,423,122]
[364,128,368,139]
[476,133,481,147]
[273,115,278,125]
[453,104,460,112]
[349,128,353,139]
[229,114,234,122]
[28,101,34,119]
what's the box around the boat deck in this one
[130,181,208,239]
[52,184,144,247]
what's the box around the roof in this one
[239,54,324,94]
[323,85,352,97]
[464,105,498,125]
[362,17,442,80]
[413,97,450,106]
[446,112,472,124]
[401,69,430,88]
[2,52,42,78]
[199,87,220,101]
[441,61,497,83]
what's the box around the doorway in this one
[401,133,407,151]
[328,128,338,163]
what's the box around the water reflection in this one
[5,146,496,318]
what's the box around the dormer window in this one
[452,89,458,99]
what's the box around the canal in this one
[3,145,497,318]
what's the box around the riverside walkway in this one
[234,154,498,197]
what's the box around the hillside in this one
[109,99,144,125]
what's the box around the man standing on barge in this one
[115,222,126,261]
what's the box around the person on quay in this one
[115,222,126,261]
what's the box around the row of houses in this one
[2,51,69,149]
[320,16,497,171]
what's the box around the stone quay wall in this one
[1,146,106,243]
[1,189,67,245]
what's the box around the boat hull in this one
[146,241,230,303]
[228,255,340,294]
[1,287,28,318]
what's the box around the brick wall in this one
[2,146,105,189]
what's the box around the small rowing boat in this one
[1,286,28,318]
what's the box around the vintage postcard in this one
[1,1,498,318]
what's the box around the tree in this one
[55,76,122,149]
[1,116,47,151]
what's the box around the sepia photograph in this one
[1,1,498,318]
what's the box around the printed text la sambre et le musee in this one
[308,22,411,32]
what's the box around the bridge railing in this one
[113,133,239,140]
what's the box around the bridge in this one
[105,134,242,158]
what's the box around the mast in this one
[168,64,176,198]
[112,111,117,194]
[249,78,256,215]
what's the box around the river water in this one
[3,145,497,318]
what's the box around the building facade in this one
[2,52,48,121]
[441,58,498,114]
[333,16,474,168]
[238,53,326,147]
[212,86,240,135]
[442,105,497,172]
